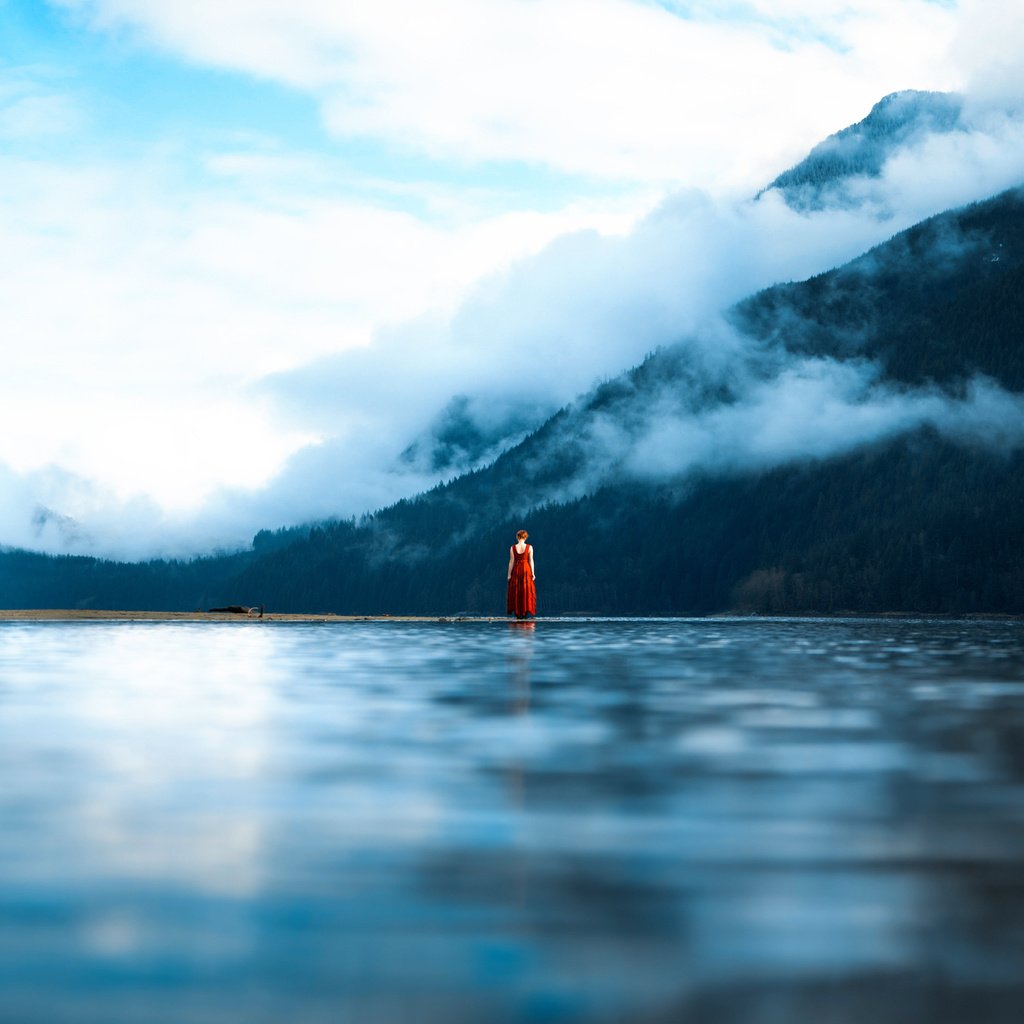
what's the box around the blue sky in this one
[1,0,647,214]
[1,0,1021,556]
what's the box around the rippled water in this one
[1,618,1023,1023]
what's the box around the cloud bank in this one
[229,105,1024,532]
[2,2,1024,558]
[5,89,1024,559]
[542,359,1024,506]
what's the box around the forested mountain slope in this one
[216,431,1024,615]
[3,187,1022,614]
[736,186,1024,387]
[340,91,973,487]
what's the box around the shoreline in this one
[0,609,1021,624]
[0,609,507,623]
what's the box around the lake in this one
[1,617,1023,1023]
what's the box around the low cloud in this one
[230,102,1024,535]
[950,0,1024,107]
[609,361,1024,492]
[4,65,1024,558]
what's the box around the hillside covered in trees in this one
[2,187,1023,616]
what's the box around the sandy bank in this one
[0,609,509,623]
[2,610,1017,624]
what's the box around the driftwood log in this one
[207,605,264,617]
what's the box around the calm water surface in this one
[1,618,1023,1023]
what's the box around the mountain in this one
[4,187,1023,615]
[736,185,1024,388]
[398,394,549,475]
[212,190,1024,615]
[360,91,972,488]
[760,90,966,211]
[194,429,1024,616]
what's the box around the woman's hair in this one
[516,530,528,540]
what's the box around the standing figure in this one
[506,530,537,619]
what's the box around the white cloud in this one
[53,0,961,188]
[0,67,86,139]
[583,361,1024,496]
[0,92,83,139]
[255,108,1024,458]
[0,104,648,533]
[6,81,1024,558]
[3,1,1023,558]
[950,0,1024,106]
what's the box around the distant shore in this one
[0,609,508,623]
[0,609,1020,623]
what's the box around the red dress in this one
[507,544,536,618]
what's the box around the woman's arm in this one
[507,546,514,580]
[529,546,536,580]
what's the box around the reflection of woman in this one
[506,530,537,619]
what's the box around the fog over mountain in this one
[761,90,968,211]
[205,185,1024,616]
[6,89,1024,559]
[5,182,1024,615]
[477,186,1024,513]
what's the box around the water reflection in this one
[1,618,1023,1022]
[506,619,534,712]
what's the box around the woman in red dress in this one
[506,530,537,618]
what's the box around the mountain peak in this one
[762,90,965,211]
